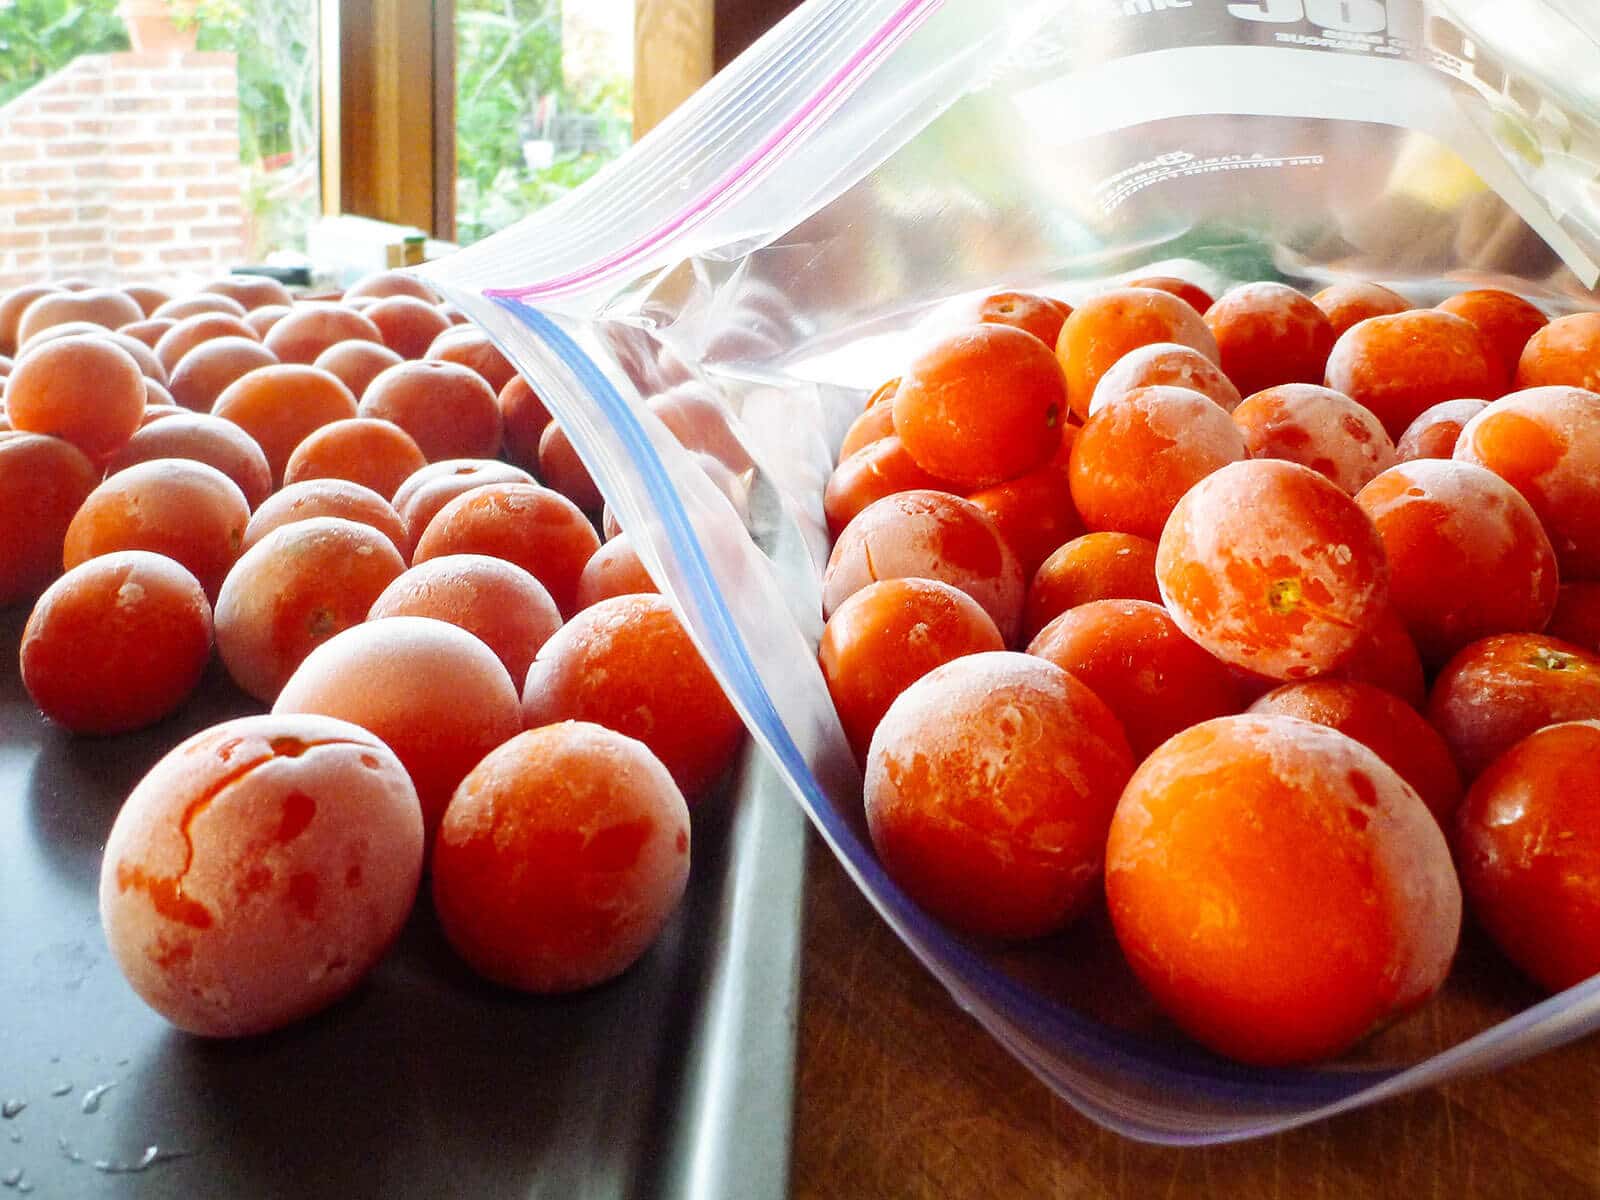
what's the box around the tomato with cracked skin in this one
[99,713,422,1036]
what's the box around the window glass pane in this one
[455,0,633,246]
[0,0,318,290]
[195,0,321,267]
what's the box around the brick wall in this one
[0,52,245,290]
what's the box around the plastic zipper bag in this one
[423,0,1600,1143]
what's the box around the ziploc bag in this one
[424,0,1600,1143]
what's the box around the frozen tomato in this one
[1395,399,1488,462]
[1157,459,1389,680]
[1089,342,1241,416]
[1455,720,1600,993]
[1068,385,1246,540]
[274,616,524,850]
[822,490,1024,645]
[1204,282,1337,398]
[521,594,744,802]
[1546,582,1600,655]
[1426,634,1600,781]
[1247,680,1462,826]
[1514,311,1600,393]
[1028,599,1242,758]
[1056,288,1219,422]
[823,436,953,539]
[1311,281,1410,339]
[1437,288,1547,394]
[1453,385,1600,580]
[1232,383,1396,495]
[892,324,1066,490]
[1023,531,1159,644]
[819,577,1004,761]
[1324,309,1494,440]
[21,551,212,734]
[966,431,1082,578]
[99,714,422,1037]
[864,652,1134,940]
[431,722,690,993]
[1354,460,1556,666]
[1107,714,1459,1065]
[1124,275,1213,316]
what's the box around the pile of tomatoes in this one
[0,271,745,1038]
[7,260,1600,1071]
[816,276,1600,1066]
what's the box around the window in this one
[0,0,796,289]
[196,0,322,264]
[453,0,634,246]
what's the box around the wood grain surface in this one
[792,837,1600,1200]
[634,0,714,139]
[320,0,446,235]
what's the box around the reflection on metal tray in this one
[0,606,805,1199]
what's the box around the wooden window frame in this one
[319,0,457,239]
[320,0,797,243]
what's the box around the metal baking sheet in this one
[0,604,806,1199]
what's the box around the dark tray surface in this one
[1,606,805,1199]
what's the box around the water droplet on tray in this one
[80,1083,116,1115]
[1,1167,20,1187]
[0,1103,22,1121]
[58,1137,82,1164]
[93,1145,189,1174]
[48,1084,71,1098]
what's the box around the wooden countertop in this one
[791,838,1600,1200]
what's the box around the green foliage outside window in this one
[455,0,631,245]
[192,0,319,260]
[0,0,129,107]
[1,0,630,254]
